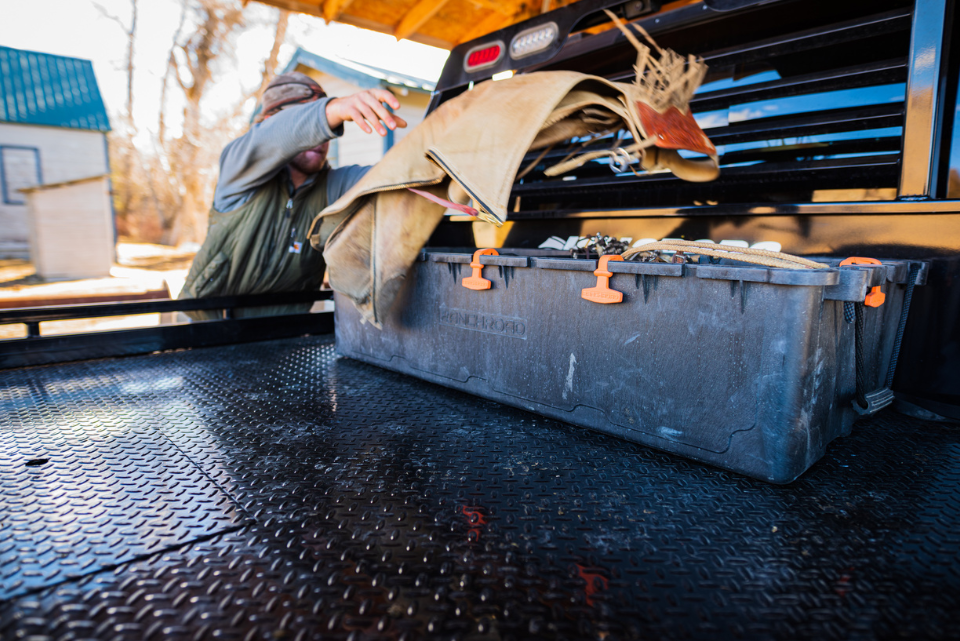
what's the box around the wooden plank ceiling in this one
[254,0,581,49]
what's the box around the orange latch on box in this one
[462,248,499,290]
[840,256,885,307]
[581,255,624,304]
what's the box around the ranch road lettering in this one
[439,307,528,339]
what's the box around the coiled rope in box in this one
[622,239,830,270]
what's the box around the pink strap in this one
[407,187,478,217]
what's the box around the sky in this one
[0,0,449,144]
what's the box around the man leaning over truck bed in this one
[178,72,406,320]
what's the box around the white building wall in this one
[392,91,430,147]
[0,122,108,257]
[26,175,114,279]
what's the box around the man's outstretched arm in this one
[214,97,339,212]
[214,89,407,213]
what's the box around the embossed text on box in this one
[438,306,528,339]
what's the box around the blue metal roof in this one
[0,46,111,132]
[283,48,436,94]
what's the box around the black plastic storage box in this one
[334,250,926,483]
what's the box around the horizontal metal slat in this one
[453,199,960,222]
[690,59,907,112]
[513,103,903,174]
[696,8,910,68]
[515,135,900,185]
[703,103,903,144]
[601,9,910,84]
[719,137,901,165]
[512,153,899,196]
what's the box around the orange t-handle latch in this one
[581,255,624,304]
[840,256,885,307]
[462,248,499,290]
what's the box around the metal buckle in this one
[853,388,895,416]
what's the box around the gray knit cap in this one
[254,72,327,123]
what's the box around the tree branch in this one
[92,2,128,30]
[126,0,138,127]
[158,0,189,149]
[250,9,288,101]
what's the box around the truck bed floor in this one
[1,335,958,640]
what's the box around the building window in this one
[0,146,42,205]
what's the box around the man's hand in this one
[325,89,408,136]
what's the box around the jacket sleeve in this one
[213,97,343,213]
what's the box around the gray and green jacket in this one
[180,98,369,319]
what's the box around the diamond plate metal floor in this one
[1,335,959,640]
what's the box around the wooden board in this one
[251,0,581,49]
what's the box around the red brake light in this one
[464,42,504,72]
[468,46,500,66]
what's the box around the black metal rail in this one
[513,103,904,175]
[703,103,904,145]
[0,290,332,326]
[688,59,907,112]
[513,153,901,195]
[0,290,334,369]
[691,7,912,68]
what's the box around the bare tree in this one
[149,1,289,245]
[94,0,137,126]
[208,8,289,135]
[97,0,140,236]
[158,0,189,148]
[255,10,289,100]
[106,0,289,245]
[158,0,243,244]
[123,1,138,128]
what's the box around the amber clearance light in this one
[464,41,504,72]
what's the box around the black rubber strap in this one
[855,302,867,410]
[884,263,921,388]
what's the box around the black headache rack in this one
[430,0,930,211]
[426,0,960,420]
